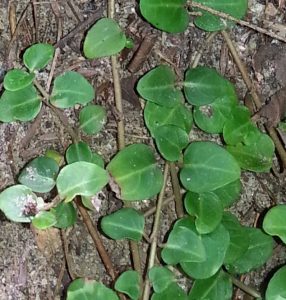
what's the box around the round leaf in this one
[32,211,57,229]
[45,149,64,166]
[266,266,286,300]
[107,144,163,201]
[18,157,59,193]
[23,43,54,72]
[115,270,140,300]
[56,162,109,202]
[3,69,35,91]
[263,205,286,244]
[140,0,189,33]
[148,267,175,293]
[50,71,95,108]
[91,152,105,168]
[79,104,107,135]
[66,141,93,164]
[52,202,77,228]
[0,84,42,122]
[180,141,241,193]
[137,65,184,108]
[101,208,144,241]
[84,18,126,58]
[151,282,188,300]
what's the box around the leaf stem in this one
[230,275,262,298]
[170,162,184,218]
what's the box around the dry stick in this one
[190,1,286,43]
[143,195,174,218]
[231,275,262,299]
[221,31,286,169]
[169,163,184,218]
[142,164,170,300]
[31,0,39,41]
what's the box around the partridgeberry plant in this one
[0,1,286,299]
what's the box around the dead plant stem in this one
[231,275,261,298]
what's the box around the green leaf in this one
[184,192,223,234]
[66,141,93,164]
[161,218,206,265]
[32,211,57,229]
[107,144,163,201]
[226,227,273,274]
[151,282,188,300]
[79,104,107,135]
[101,208,144,241]
[137,65,184,108]
[148,267,175,293]
[0,84,42,122]
[45,149,64,166]
[193,0,248,32]
[263,205,286,244]
[56,162,109,202]
[18,157,59,193]
[184,67,237,106]
[180,141,241,193]
[189,271,232,300]
[67,278,119,300]
[91,152,105,168]
[50,71,95,108]
[115,270,140,300]
[265,266,286,300]
[153,125,189,161]
[3,69,35,91]
[144,102,193,136]
[222,212,249,264]
[52,202,77,228]
[0,185,44,223]
[84,18,126,58]
[180,223,230,279]
[23,43,54,72]
[139,0,189,33]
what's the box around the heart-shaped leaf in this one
[148,267,175,293]
[180,141,241,193]
[0,84,41,122]
[140,0,189,33]
[50,71,95,108]
[265,266,286,300]
[32,211,57,229]
[115,270,141,300]
[137,65,184,108]
[107,144,163,201]
[101,208,145,241]
[84,18,126,58]
[3,69,35,91]
[151,282,188,300]
[66,141,93,164]
[52,202,77,229]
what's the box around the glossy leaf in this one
[263,205,286,244]
[107,144,163,201]
[0,84,41,122]
[84,18,126,58]
[180,141,241,193]
[3,69,35,91]
[56,162,109,202]
[79,104,106,135]
[140,0,189,33]
[151,282,188,300]
[265,266,286,300]
[23,43,54,72]
[184,67,237,106]
[184,192,223,234]
[18,157,59,193]
[148,267,175,293]
[137,65,184,108]
[50,71,95,108]
[67,278,119,300]
[52,202,77,228]
[32,211,57,229]
[189,271,232,300]
[0,185,44,223]
[115,270,140,300]
[226,227,273,274]
[66,141,92,164]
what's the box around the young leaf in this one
[139,0,189,33]
[67,278,119,300]
[0,84,42,122]
[23,43,54,72]
[263,205,286,244]
[180,141,241,193]
[3,69,35,91]
[18,157,59,193]
[184,192,223,234]
[151,282,188,300]
[184,67,236,106]
[0,185,44,223]
[265,266,286,300]
[52,202,77,229]
[137,65,184,108]
[101,208,144,241]
[66,141,93,164]
[153,125,189,161]
[148,267,175,293]
[56,162,109,202]
[84,18,126,58]
[115,270,141,300]
[189,271,233,300]
[79,104,107,135]
[91,152,105,168]
[50,71,95,108]
[45,149,64,166]
[107,144,163,201]
[32,211,57,229]
[225,227,273,274]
